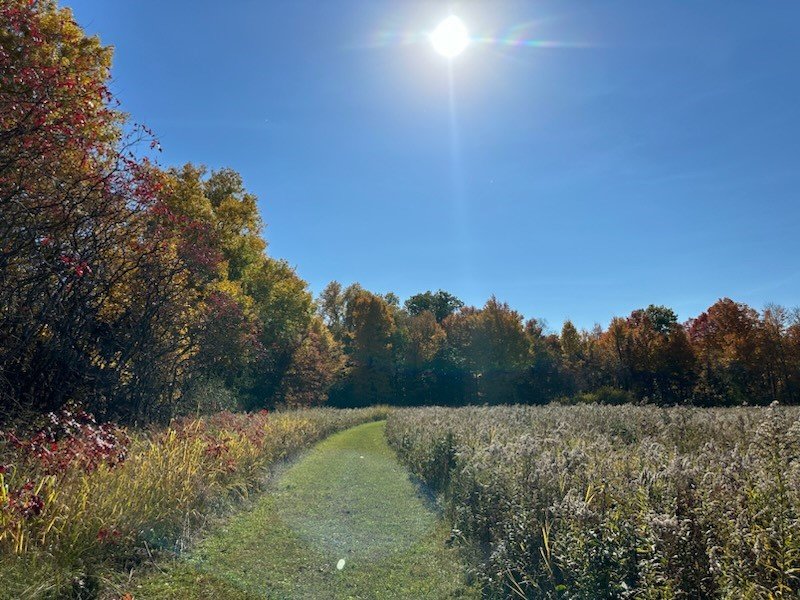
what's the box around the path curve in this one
[136,421,478,599]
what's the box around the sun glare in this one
[430,16,469,58]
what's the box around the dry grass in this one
[387,404,800,599]
[0,406,388,598]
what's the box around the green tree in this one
[242,258,314,407]
[398,311,447,405]
[405,290,464,323]
[317,281,346,340]
[519,319,573,403]
[441,297,529,404]
[560,320,583,361]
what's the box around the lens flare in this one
[365,19,590,53]
[430,16,469,58]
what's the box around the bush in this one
[577,386,636,405]
[556,387,637,406]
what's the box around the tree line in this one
[1,1,798,423]
[319,287,800,408]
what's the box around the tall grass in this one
[0,406,388,598]
[386,404,800,599]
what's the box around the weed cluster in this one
[387,405,800,598]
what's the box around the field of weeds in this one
[387,404,800,599]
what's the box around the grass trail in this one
[135,421,478,599]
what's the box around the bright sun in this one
[430,16,469,58]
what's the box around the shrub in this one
[575,386,637,405]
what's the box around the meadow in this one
[386,404,800,599]
[3,2,800,599]
[0,406,387,598]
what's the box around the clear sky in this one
[67,1,800,330]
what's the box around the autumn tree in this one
[755,304,798,403]
[0,0,180,419]
[597,306,695,404]
[337,291,396,406]
[278,316,345,407]
[785,310,800,402]
[687,299,759,404]
[557,320,586,392]
[0,2,337,420]
[398,311,447,404]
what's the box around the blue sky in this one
[67,1,800,330]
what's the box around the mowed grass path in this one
[136,421,478,599]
